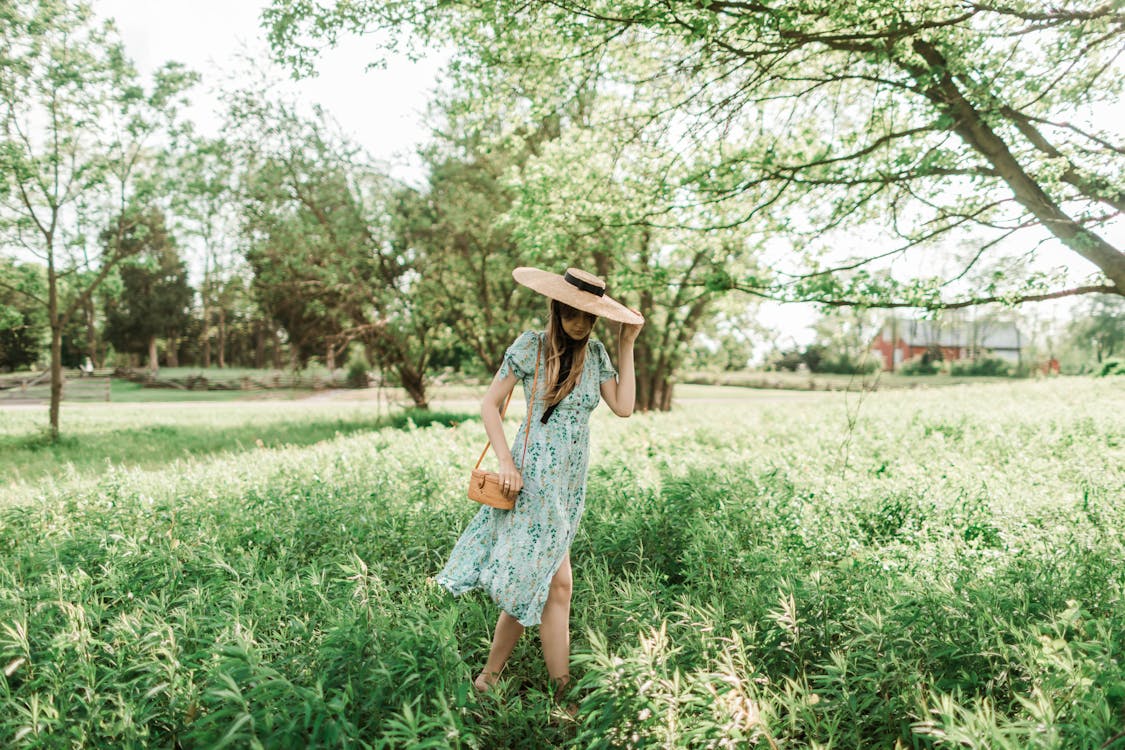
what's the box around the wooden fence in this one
[113,368,348,391]
[0,370,112,404]
[0,366,357,404]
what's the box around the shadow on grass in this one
[1,409,477,487]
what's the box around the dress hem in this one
[433,574,547,627]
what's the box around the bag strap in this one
[475,335,542,470]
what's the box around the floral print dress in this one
[436,330,618,626]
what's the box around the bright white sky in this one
[93,1,1111,354]
[96,0,445,188]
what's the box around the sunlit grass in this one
[1,380,1123,747]
[0,401,475,489]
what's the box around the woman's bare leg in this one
[476,611,524,691]
[540,553,573,692]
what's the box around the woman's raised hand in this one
[619,308,644,345]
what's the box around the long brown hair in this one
[543,299,593,406]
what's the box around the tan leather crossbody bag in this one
[468,337,541,510]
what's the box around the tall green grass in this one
[1,381,1123,747]
[0,404,475,487]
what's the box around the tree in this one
[230,97,386,369]
[806,308,882,374]
[0,314,41,371]
[0,0,196,436]
[174,136,241,368]
[685,302,765,372]
[264,1,1125,310]
[223,277,281,369]
[227,90,454,405]
[388,103,564,376]
[0,259,47,371]
[103,209,193,371]
[1068,295,1125,365]
[503,97,763,410]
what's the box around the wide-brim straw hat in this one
[513,267,644,325]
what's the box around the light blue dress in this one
[436,330,619,626]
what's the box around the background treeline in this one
[3,2,1124,436]
[0,3,754,415]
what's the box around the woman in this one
[435,266,644,702]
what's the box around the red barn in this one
[870,317,1023,372]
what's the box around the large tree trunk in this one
[656,376,674,411]
[399,366,429,409]
[84,294,98,368]
[635,340,652,411]
[254,321,266,369]
[167,331,179,367]
[632,275,674,411]
[201,301,211,368]
[217,307,227,368]
[326,341,336,370]
[907,40,1125,292]
[272,328,283,369]
[48,259,62,440]
[147,335,159,374]
[635,347,674,412]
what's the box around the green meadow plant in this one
[1,380,1123,747]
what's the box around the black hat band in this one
[564,271,605,297]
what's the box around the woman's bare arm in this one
[600,316,644,417]
[482,371,523,502]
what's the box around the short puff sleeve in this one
[592,339,618,383]
[496,331,541,381]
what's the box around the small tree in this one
[505,104,763,410]
[0,1,196,436]
[0,259,47,371]
[103,209,193,371]
[1068,296,1125,365]
[174,135,240,368]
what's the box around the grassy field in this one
[0,400,479,489]
[682,368,1050,391]
[2,380,1124,747]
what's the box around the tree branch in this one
[901,38,1125,289]
[1000,105,1125,214]
[1021,115,1125,156]
[59,249,133,330]
[735,283,1121,309]
[966,2,1125,24]
[0,276,47,307]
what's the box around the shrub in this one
[767,346,880,375]
[386,409,476,429]
[899,354,940,375]
[1099,358,1125,377]
[346,352,371,388]
[948,356,1013,377]
[815,352,881,375]
[766,349,804,372]
[6,384,1125,747]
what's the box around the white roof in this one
[885,318,1021,349]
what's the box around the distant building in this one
[870,316,1023,371]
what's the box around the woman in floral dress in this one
[435,266,644,701]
